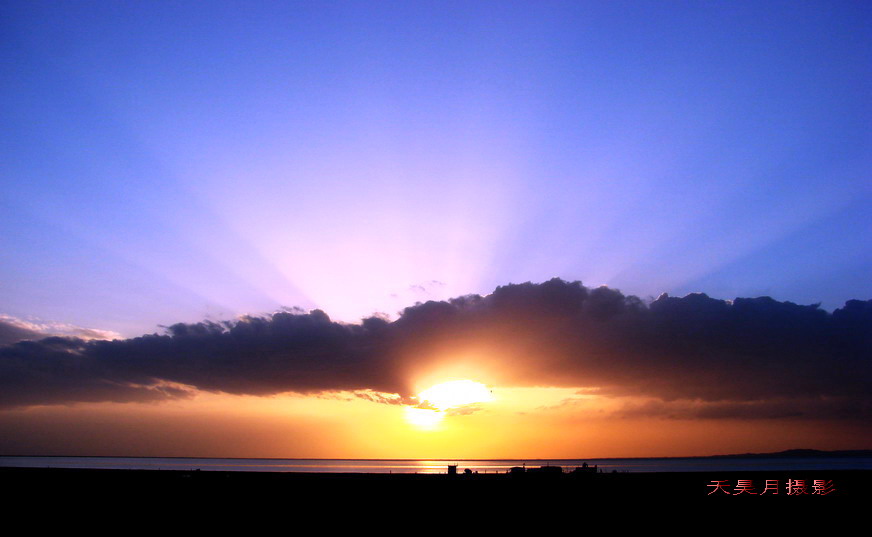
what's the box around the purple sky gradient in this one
[1,1,869,337]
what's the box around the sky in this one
[0,1,870,458]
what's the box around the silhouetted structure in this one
[509,466,525,476]
[527,466,563,477]
[571,462,598,474]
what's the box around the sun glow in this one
[404,380,494,429]
[404,407,444,429]
[418,380,494,410]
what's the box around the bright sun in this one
[419,380,494,410]
[405,380,493,429]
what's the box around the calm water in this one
[1,456,869,473]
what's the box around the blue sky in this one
[2,1,870,338]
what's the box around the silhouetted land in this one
[3,466,867,510]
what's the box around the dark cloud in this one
[1,279,869,420]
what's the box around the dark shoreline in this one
[4,466,868,504]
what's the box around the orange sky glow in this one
[2,383,868,459]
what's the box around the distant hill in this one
[705,449,872,459]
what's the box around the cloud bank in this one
[1,279,869,420]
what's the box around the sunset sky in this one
[1,1,870,458]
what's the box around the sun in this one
[418,380,494,410]
[404,407,444,429]
[405,380,494,429]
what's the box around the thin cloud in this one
[0,314,122,344]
